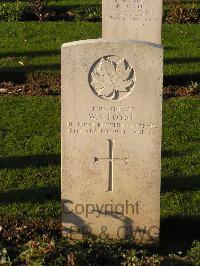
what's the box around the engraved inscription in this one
[89,56,136,101]
[66,106,159,136]
[94,139,128,192]
[66,121,158,135]
[105,0,158,22]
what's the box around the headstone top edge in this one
[61,38,163,50]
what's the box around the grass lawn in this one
[0,1,200,263]
[2,0,101,5]
[0,22,101,82]
[0,97,61,220]
[2,0,200,7]
[163,24,200,85]
[47,0,101,7]
[0,96,199,254]
[0,22,200,86]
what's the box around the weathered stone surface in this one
[102,0,163,44]
[61,39,163,241]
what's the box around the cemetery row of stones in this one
[0,1,200,23]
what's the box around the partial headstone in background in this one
[61,39,163,241]
[102,0,163,44]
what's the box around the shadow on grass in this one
[1,0,100,7]
[160,215,200,253]
[0,186,60,204]
[165,72,200,86]
[0,66,60,83]
[1,69,200,86]
[0,49,60,82]
[162,150,182,158]
[161,175,200,193]
[47,4,100,12]
[1,0,27,2]
[1,64,60,73]
[1,48,200,85]
[165,57,200,65]
[0,154,60,169]
[1,67,200,86]
[164,46,175,51]
[0,50,60,58]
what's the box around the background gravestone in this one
[61,39,163,241]
[102,0,163,44]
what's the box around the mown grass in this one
[0,96,199,252]
[0,97,61,220]
[47,0,101,7]
[161,97,200,251]
[2,0,101,5]
[0,22,200,85]
[0,22,101,82]
[3,0,200,7]
[163,24,200,85]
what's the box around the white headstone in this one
[102,0,163,44]
[61,39,163,241]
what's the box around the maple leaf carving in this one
[90,56,135,100]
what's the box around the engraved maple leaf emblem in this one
[90,56,135,101]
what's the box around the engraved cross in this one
[94,139,128,192]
